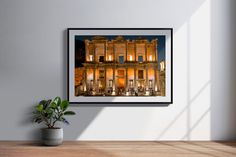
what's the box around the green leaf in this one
[45,108,53,118]
[39,100,47,106]
[50,102,57,109]
[60,100,69,111]
[53,97,61,106]
[60,117,70,125]
[44,99,52,109]
[36,104,43,112]
[46,108,53,114]
[64,111,76,115]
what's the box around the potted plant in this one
[33,97,75,146]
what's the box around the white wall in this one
[0,0,235,140]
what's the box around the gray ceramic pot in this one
[41,128,63,146]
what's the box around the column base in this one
[112,91,116,95]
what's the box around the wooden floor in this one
[0,141,236,157]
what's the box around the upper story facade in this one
[84,36,158,65]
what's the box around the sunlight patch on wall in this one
[146,0,212,140]
[188,0,211,140]
[75,0,212,141]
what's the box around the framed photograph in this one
[68,28,173,105]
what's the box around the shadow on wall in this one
[157,0,236,140]
[62,0,209,141]
[20,100,104,141]
[24,0,236,141]
[62,30,104,140]
[156,82,211,140]
[156,0,212,140]
[63,107,103,140]
[61,0,210,141]
[18,30,104,141]
[56,30,104,140]
[210,0,236,140]
[19,104,42,140]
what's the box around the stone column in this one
[146,66,148,86]
[93,67,96,93]
[154,40,158,94]
[84,67,87,91]
[104,42,107,62]
[93,44,95,62]
[145,65,149,95]
[104,67,107,93]
[85,42,88,62]
[112,66,116,95]
[134,42,137,62]
[111,41,116,95]
[154,42,157,62]
[145,43,147,62]
[126,42,128,62]
[154,65,157,92]
[134,67,136,89]
[126,67,128,91]
[113,43,115,63]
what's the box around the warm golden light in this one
[160,61,165,71]
[129,80,133,87]
[108,55,112,61]
[89,55,93,61]
[155,86,157,91]
[149,80,153,88]
[109,80,113,87]
[130,55,133,61]
[99,81,102,88]
[149,55,152,61]
[75,36,165,97]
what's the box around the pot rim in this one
[41,127,62,130]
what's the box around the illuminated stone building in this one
[75,36,165,96]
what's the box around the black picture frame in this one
[67,28,173,105]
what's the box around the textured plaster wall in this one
[0,0,235,140]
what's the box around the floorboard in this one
[0,141,236,157]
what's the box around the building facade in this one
[75,36,165,96]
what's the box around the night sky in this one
[75,35,165,68]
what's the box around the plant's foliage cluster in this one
[33,97,76,128]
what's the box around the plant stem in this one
[40,113,51,128]
[52,111,62,127]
